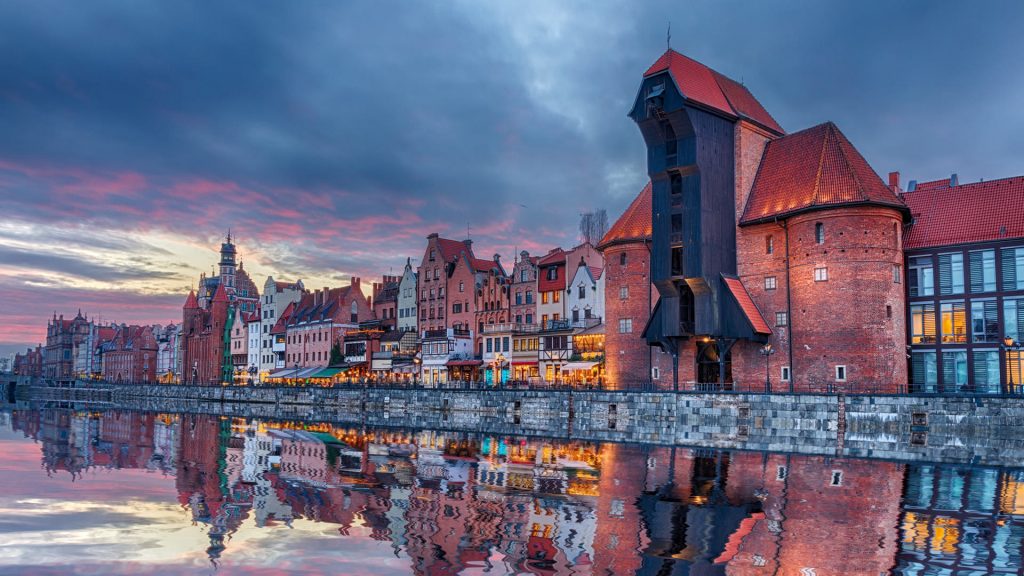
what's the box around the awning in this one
[268,366,326,379]
[722,275,772,335]
[447,359,483,367]
[561,361,598,372]
[310,367,345,379]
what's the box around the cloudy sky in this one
[2,1,1023,353]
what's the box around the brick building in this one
[43,311,91,380]
[99,324,158,383]
[599,183,673,389]
[371,275,400,330]
[417,233,476,334]
[182,236,260,385]
[632,48,908,393]
[12,345,43,378]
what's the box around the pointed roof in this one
[598,182,652,250]
[740,122,909,225]
[722,276,772,335]
[643,49,783,135]
[435,237,474,262]
[212,283,229,303]
[184,290,199,309]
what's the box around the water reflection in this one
[1,409,1022,575]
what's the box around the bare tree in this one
[579,209,609,245]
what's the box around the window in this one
[652,366,660,380]
[775,312,787,327]
[526,291,533,304]
[503,337,509,352]
[941,350,968,393]
[486,338,493,353]
[553,291,561,303]
[453,303,462,314]
[618,318,633,333]
[764,276,777,290]
[546,267,557,281]
[620,253,627,266]
[520,269,528,282]
[541,314,549,328]
[938,253,964,295]
[541,292,549,304]
[971,300,999,343]
[430,288,435,298]
[459,281,464,293]
[830,471,843,487]
[429,249,436,261]
[780,366,791,381]
[940,301,967,343]
[777,466,788,480]
[1005,298,1024,342]
[766,235,774,255]
[814,267,828,282]
[835,365,846,381]
[969,250,996,292]
[433,267,439,280]
[893,264,902,284]
[619,286,629,300]
[525,313,533,324]
[973,350,1000,394]
[909,256,934,297]
[815,223,825,244]
[578,285,586,299]
[515,291,522,305]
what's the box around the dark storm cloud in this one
[1,0,1023,347]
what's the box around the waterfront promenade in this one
[8,377,1024,467]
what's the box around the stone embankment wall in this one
[21,382,1024,466]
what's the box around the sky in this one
[2,1,1024,354]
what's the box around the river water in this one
[0,409,1020,575]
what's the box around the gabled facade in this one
[566,257,604,326]
[417,233,475,334]
[372,275,400,330]
[510,251,538,327]
[259,276,304,377]
[397,258,419,333]
[99,324,158,384]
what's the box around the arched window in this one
[815,223,825,245]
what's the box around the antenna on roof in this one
[467,222,471,240]
[666,21,672,51]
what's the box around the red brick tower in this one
[598,183,672,389]
[736,122,909,392]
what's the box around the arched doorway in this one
[696,339,734,391]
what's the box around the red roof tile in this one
[537,248,566,266]
[644,49,783,134]
[740,122,908,225]
[183,290,198,309]
[472,258,505,276]
[212,283,229,303]
[903,175,1024,249]
[436,237,473,262]
[722,276,771,335]
[912,178,951,191]
[598,182,652,249]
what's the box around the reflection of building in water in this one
[897,464,1024,574]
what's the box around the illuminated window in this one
[553,291,561,303]
[541,292,549,304]
[940,301,967,343]
[910,303,935,344]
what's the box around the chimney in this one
[427,232,439,240]
[907,180,917,192]
[463,239,473,249]
[351,277,360,290]
[493,253,501,263]
[950,173,959,187]
[888,171,900,192]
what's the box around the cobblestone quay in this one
[20,380,1024,466]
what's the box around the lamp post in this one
[495,353,506,388]
[760,343,775,394]
[1004,336,1022,394]
[293,362,300,387]
[412,357,421,387]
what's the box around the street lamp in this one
[759,343,775,394]
[293,362,300,387]
[1003,336,1022,394]
[494,353,506,387]
[412,357,421,387]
